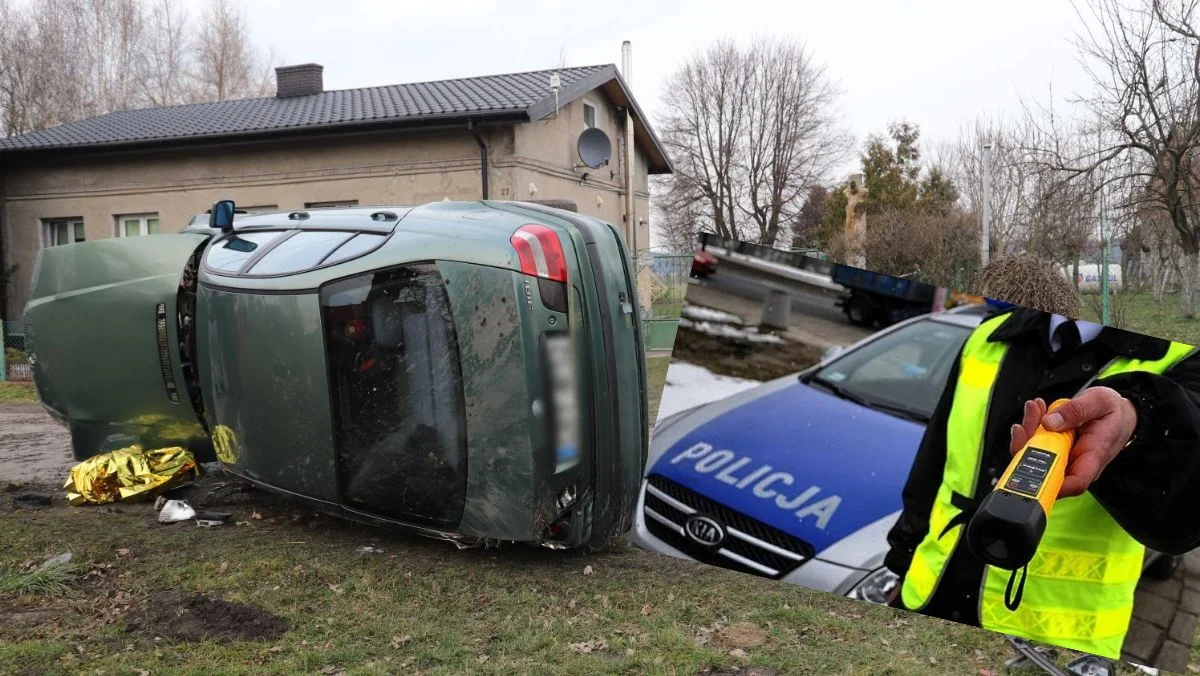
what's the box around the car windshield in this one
[809,317,972,422]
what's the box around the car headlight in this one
[847,567,899,605]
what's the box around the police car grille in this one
[644,475,814,580]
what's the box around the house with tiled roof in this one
[0,58,671,318]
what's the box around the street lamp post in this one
[1100,202,1111,325]
[982,143,993,267]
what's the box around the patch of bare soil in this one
[0,600,60,630]
[671,327,823,382]
[0,405,74,484]
[125,591,288,642]
[712,622,767,651]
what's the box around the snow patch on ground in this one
[681,304,745,325]
[657,361,763,422]
[679,317,784,344]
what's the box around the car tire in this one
[1144,553,1183,580]
[845,295,874,327]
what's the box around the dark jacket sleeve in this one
[1090,350,1200,555]
[884,346,963,577]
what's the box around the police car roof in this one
[930,304,989,329]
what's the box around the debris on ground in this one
[11,492,51,509]
[357,546,383,555]
[40,552,73,568]
[64,445,199,506]
[125,591,288,642]
[157,499,196,524]
[194,510,233,527]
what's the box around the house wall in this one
[0,84,656,318]
[510,95,652,255]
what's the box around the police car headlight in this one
[847,567,899,605]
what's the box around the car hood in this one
[647,379,926,561]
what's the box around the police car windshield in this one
[810,317,971,422]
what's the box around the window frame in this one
[41,218,86,248]
[114,213,161,238]
[582,100,597,131]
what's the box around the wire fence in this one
[637,252,692,352]
[2,318,31,382]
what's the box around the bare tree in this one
[657,39,750,242]
[656,37,850,248]
[1025,0,1200,316]
[0,0,278,138]
[138,0,191,106]
[739,39,849,246]
[192,0,274,102]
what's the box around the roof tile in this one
[0,65,609,151]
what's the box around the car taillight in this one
[511,224,568,283]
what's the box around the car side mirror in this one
[209,200,236,232]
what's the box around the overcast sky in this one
[212,0,1095,177]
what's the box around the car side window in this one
[245,230,354,275]
[205,231,286,273]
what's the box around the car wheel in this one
[1144,553,1183,580]
[845,295,874,327]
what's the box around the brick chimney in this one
[275,63,324,98]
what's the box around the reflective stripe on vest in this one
[900,314,1196,659]
[900,313,1011,611]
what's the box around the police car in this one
[631,303,1178,603]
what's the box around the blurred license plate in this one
[543,333,580,472]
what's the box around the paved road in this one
[700,266,849,326]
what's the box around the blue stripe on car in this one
[649,381,925,554]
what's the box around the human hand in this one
[1008,388,1138,498]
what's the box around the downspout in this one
[468,119,489,200]
[622,40,637,255]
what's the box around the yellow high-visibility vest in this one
[899,313,1195,659]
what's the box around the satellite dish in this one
[577,127,612,169]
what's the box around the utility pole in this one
[1100,196,1111,325]
[982,143,993,267]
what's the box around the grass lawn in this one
[646,355,670,424]
[1079,292,1200,344]
[0,382,37,405]
[0,477,1026,676]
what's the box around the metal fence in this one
[697,232,833,276]
[638,252,691,352]
[2,318,31,382]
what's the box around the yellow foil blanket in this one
[64,445,199,506]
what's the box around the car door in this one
[24,231,215,461]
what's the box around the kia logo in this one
[685,515,726,547]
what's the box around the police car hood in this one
[647,376,925,564]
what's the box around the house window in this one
[116,213,161,237]
[43,218,85,247]
[305,200,359,209]
[583,101,597,130]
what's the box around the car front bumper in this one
[627,478,873,597]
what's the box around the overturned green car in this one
[24,200,648,550]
